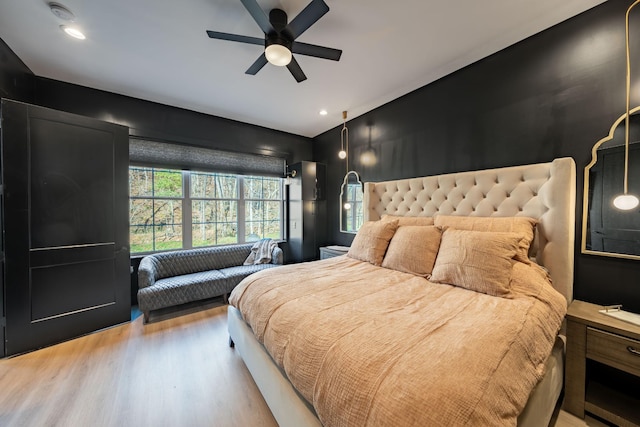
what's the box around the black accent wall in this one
[0,38,34,103]
[33,77,313,164]
[313,1,640,312]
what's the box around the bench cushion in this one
[138,270,228,312]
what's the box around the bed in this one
[227,157,576,427]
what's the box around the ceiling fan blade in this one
[239,0,273,34]
[206,31,264,46]
[246,54,268,75]
[292,41,342,61]
[287,57,307,83]
[286,0,329,39]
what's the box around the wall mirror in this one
[582,106,640,260]
[340,171,364,233]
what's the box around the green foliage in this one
[154,169,183,197]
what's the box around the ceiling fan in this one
[206,0,342,82]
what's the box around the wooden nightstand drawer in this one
[587,327,640,377]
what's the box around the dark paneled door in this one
[1,99,130,357]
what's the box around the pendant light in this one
[339,111,352,211]
[339,111,348,161]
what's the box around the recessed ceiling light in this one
[319,110,328,116]
[61,25,86,40]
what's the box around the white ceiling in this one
[0,0,606,138]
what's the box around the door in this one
[1,99,130,356]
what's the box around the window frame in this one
[129,166,285,255]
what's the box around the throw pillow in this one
[430,229,521,297]
[433,215,537,264]
[347,220,399,266]
[381,226,442,277]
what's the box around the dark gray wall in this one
[0,38,34,102]
[34,77,313,165]
[313,1,640,312]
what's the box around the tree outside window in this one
[244,176,282,242]
[129,167,183,253]
[191,173,239,246]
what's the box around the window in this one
[129,167,183,253]
[191,173,239,247]
[129,167,284,254]
[344,183,364,232]
[244,176,282,242]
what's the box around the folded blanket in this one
[243,238,277,265]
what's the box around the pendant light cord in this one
[341,111,349,175]
[624,0,640,194]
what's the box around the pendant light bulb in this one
[613,194,640,210]
[338,150,347,159]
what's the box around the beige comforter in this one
[230,256,567,427]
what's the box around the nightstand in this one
[564,300,640,426]
[319,245,349,259]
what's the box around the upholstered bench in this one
[137,243,283,322]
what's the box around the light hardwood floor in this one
[0,301,611,427]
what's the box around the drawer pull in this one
[628,346,640,357]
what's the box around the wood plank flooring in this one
[0,300,611,426]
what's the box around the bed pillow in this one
[430,229,521,297]
[433,215,537,264]
[381,226,443,277]
[381,214,435,227]
[347,220,399,266]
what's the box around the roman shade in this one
[129,138,285,177]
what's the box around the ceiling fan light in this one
[613,194,640,210]
[265,44,292,66]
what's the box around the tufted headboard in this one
[363,158,576,302]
